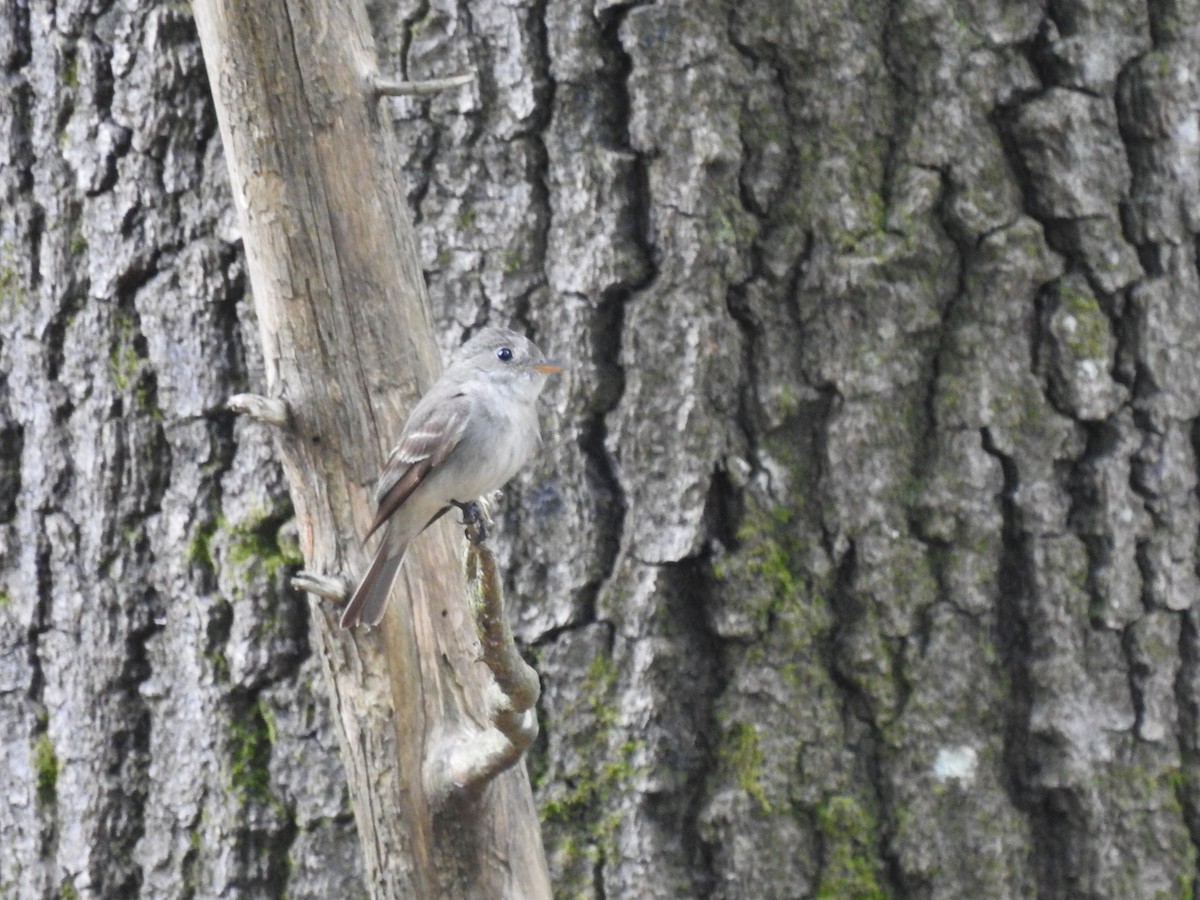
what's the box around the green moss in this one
[710,190,759,260]
[719,722,772,813]
[1175,869,1194,900]
[456,206,477,230]
[579,651,619,725]
[0,589,10,606]
[815,795,887,900]
[188,519,218,573]
[776,383,800,418]
[227,509,303,579]
[540,739,641,829]
[713,497,806,631]
[258,701,278,745]
[34,732,59,808]
[109,341,141,391]
[108,309,159,402]
[0,271,16,298]
[229,699,274,804]
[715,211,738,245]
[133,382,161,418]
[538,652,644,861]
[69,228,87,257]
[207,647,230,684]
[182,824,203,893]
[833,190,888,254]
[1056,282,1109,360]
[736,503,797,584]
[0,242,24,312]
[502,250,524,273]
[60,878,78,900]
[62,50,78,88]
[191,508,302,582]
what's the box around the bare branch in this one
[467,537,541,711]
[425,515,542,801]
[227,393,290,427]
[374,72,474,98]
[292,570,350,602]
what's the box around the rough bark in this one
[375,1,1200,897]
[0,4,361,897]
[5,0,1200,898]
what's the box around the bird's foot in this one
[451,499,489,544]
[450,498,482,525]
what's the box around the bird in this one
[339,325,561,629]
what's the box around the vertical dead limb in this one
[191,1,550,896]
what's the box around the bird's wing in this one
[363,391,471,541]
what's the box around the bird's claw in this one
[451,499,489,544]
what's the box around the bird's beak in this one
[533,362,564,374]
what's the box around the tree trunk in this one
[378,1,1200,897]
[0,3,364,896]
[4,0,1200,898]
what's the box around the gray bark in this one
[0,4,360,897]
[3,0,1200,898]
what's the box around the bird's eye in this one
[496,347,514,362]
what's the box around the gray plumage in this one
[340,326,560,629]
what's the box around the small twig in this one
[227,393,290,427]
[425,508,541,804]
[468,540,540,710]
[292,570,350,602]
[374,72,474,98]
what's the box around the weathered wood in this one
[374,72,475,97]
[190,1,551,896]
[227,393,290,427]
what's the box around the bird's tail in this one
[340,529,408,629]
